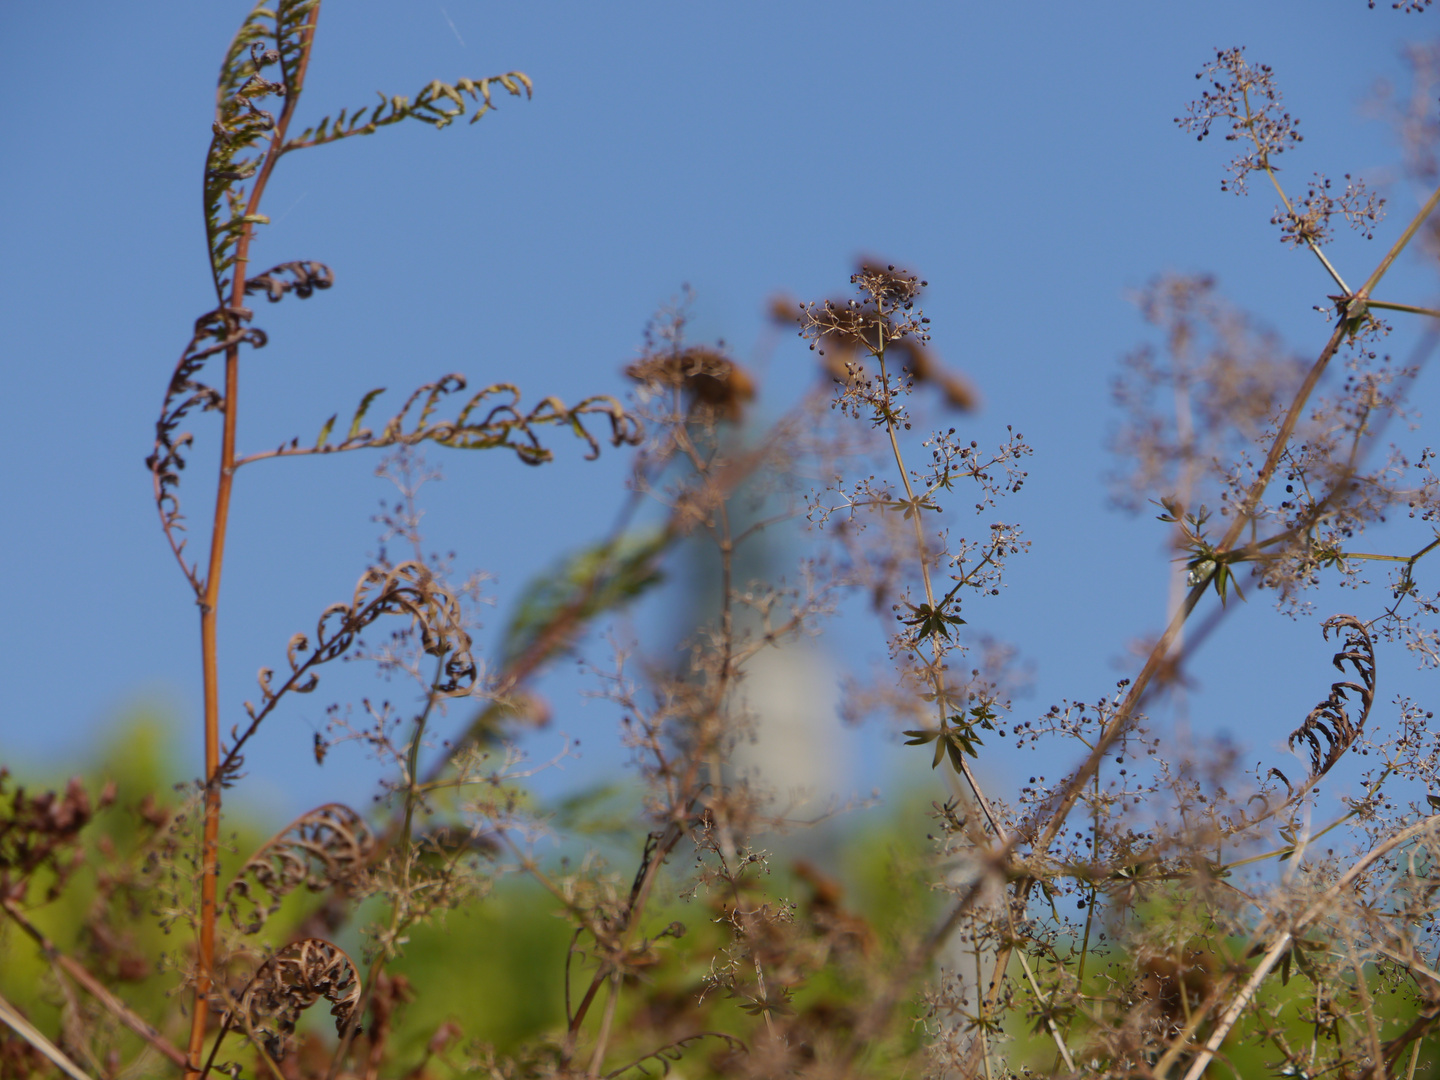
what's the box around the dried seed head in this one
[1176,47,1302,195]
[625,345,756,422]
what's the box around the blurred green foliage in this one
[0,717,947,1077]
[9,720,1433,1078]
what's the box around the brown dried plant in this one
[13,9,1440,1080]
[224,807,375,937]
[129,1,639,1076]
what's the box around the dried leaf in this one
[1286,615,1375,778]
[225,804,375,934]
[231,938,361,1060]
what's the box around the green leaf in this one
[739,989,794,1017]
[899,601,966,641]
[348,388,386,441]
[501,528,670,668]
[549,781,633,836]
[1291,940,1320,981]
[966,703,998,729]
[315,413,337,450]
[1211,559,1246,606]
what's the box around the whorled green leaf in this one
[905,704,996,771]
[899,600,966,641]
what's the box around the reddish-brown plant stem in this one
[184,10,321,1077]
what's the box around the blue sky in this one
[2,2,1437,827]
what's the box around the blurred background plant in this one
[8,3,1440,1079]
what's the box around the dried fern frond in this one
[205,0,322,297]
[244,260,334,303]
[225,804,375,934]
[238,376,642,467]
[217,562,479,784]
[231,938,360,1060]
[1287,614,1376,777]
[146,306,269,593]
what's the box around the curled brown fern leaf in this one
[216,561,477,784]
[1287,614,1376,778]
[146,306,268,594]
[230,938,361,1060]
[245,260,334,303]
[224,804,374,935]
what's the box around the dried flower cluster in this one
[1176,48,1303,196]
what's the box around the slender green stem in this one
[1243,85,1350,295]
[1358,181,1440,300]
[973,920,994,1080]
[874,331,1007,841]
[1331,551,1414,564]
[1012,934,1076,1071]
[1220,812,1355,871]
[1075,768,1100,988]
[1366,299,1440,319]
[1405,1034,1423,1080]
[586,974,622,1079]
[1403,945,1440,1080]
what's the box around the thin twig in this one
[0,989,97,1080]
[1014,944,1076,1072]
[1,897,189,1069]
[1175,814,1440,1080]
[874,333,1006,840]
[586,973,622,1078]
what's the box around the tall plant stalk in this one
[187,11,320,1072]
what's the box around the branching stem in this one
[874,334,1006,841]
[186,9,321,1076]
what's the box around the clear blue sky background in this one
[2,2,1437,827]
